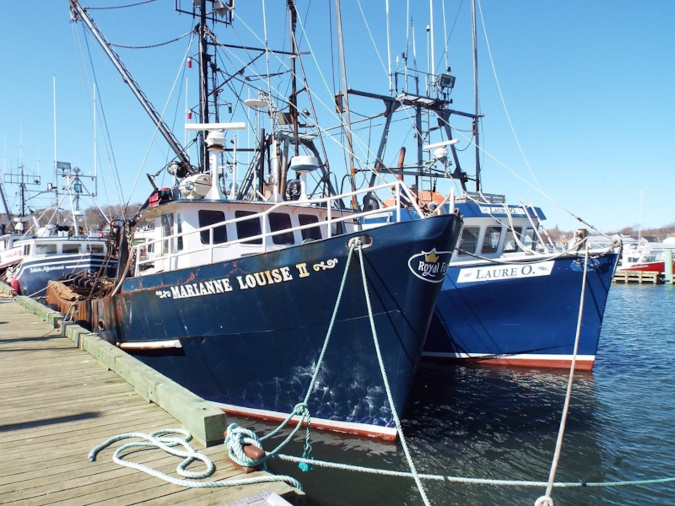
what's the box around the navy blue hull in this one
[424,253,619,370]
[13,254,117,297]
[95,215,461,437]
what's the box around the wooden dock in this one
[613,270,663,284]
[0,293,302,505]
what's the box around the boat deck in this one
[0,293,302,505]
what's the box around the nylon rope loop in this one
[355,246,431,506]
[538,245,590,505]
[89,428,303,491]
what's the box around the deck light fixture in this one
[437,73,456,90]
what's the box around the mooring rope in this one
[354,242,431,506]
[534,244,590,506]
[86,426,675,493]
[273,453,675,488]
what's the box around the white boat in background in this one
[1,165,117,297]
[617,241,675,275]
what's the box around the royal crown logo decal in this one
[408,248,451,283]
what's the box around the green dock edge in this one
[0,281,226,448]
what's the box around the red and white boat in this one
[618,243,675,274]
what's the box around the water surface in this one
[244,284,675,505]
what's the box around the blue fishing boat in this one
[423,195,619,371]
[355,2,620,371]
[47,1,462,439]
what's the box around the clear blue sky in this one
[1,1,673,234]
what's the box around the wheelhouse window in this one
[269,213,295,245]
[235,210,262,245]
[176,213,184,250]
[89,244,104,254]
[481,226,502,254]
[299,214,322,241]
[328,216,345,236]
[198,210,228,244]
[503,227,522,253]
[522,227,536,249]
[457,226,479,256]
[62,243,81,254]
[36,244,57,255]
[161,214,174,255]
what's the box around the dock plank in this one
[0,298,302,505]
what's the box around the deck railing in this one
[132,180,454,275]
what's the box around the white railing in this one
[133,180,454,275]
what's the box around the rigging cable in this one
[84,0,157,10]
[73,24,126,209]
[355,0,389,84]
[475,0,542,192]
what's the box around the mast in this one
[335,0,358,208]
[472,0,481,192]
[69,0,194,175]
[53,76,58,205]
[281,0,300,200]
[287,0,300,158]
[197,0,210,172]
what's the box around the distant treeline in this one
[548,224,675,242]
[0,204,143,234]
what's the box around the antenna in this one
[442,0,449,71]
[386,0,392,93]
[429,0,435,79]
[53,75,58,202]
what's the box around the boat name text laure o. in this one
[457,261,555,283]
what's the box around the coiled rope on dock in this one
[88,428,303,490]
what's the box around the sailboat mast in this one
[53,75,58,205]
[472,0,481,192]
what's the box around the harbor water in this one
[240,283,675,505]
